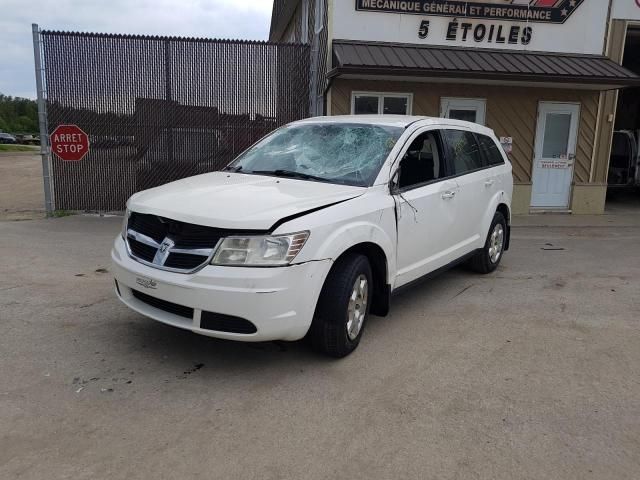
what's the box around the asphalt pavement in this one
[1,214,639,479]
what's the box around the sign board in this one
[50,125,90,162]
[500,136,513,155]
[356,0,585,24]
[611,0,640,20]
[334,0,608,54]
[540,152,575,169]
[540,160,571,169]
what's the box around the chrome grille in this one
[126,213,221,273]
[128,237,158,263]
[125,213,264,273]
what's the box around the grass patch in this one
[52,210,76,218]
[0,144,40,152]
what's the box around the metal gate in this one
[35,29,311,212]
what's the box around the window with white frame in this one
[440,97,487,125]
[351,92,413,115]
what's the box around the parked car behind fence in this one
[15,134,40,145]
[0,132,18,144]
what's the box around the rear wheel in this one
[469,211,507,274]
[309,254,372,358]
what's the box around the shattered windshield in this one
[227,123,404,187]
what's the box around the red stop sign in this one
[50,125,90,162]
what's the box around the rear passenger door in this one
[476,132,507,199]
[441,129,492,251]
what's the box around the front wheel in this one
[309,254,372,358]
[469,211,507,274]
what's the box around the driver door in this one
[394,129,461,287]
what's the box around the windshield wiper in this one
[250,169,331,183]
[223,165,243,172]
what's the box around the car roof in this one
[291,115,496,136]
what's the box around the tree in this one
[0,94,38,134]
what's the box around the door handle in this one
[441,191,456,199]
[484,179,495,187]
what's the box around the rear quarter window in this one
[476,134,506,167]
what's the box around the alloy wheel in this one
[488,224,505,264]
[346,274,368,341]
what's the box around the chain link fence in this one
[40,31,311,211]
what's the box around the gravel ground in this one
[0,153,45,220]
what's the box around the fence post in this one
[32,23,54,216]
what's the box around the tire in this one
[309,254,372,358]
[469,211,507,274]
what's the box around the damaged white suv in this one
[112,116,513,357]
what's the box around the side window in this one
[476,134,506,167]
[398,131,446,189]
[443,130,484,175]
[353,95,379,115]
[352,92,413,115]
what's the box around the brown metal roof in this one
[330,40,640,89]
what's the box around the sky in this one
[0,0,274,99]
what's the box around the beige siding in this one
[331,79,600,184]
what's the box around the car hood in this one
[127,172,365,230]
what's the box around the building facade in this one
[270,0,640,214]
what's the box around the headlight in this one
[211,231,309,266]
[121,209,131,239]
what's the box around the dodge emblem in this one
[160,240,172,253]
[153,237,175,266]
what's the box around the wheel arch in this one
[332,242,391,317]
[480,193,511,252]
[496,202,511,251]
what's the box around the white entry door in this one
[441,98,486,125]
[531,102,580,209]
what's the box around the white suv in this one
[112,116,513,357]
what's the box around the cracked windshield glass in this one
[228,123,403,186]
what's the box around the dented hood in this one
[127,171,364,230]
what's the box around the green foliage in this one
[52,210,75,218]
[0,93,38,134]
[0,144,39,152]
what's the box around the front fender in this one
[274,191,398,282]
[311,217,397,281]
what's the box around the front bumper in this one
[111,236,332,342]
